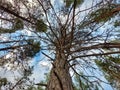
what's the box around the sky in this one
[0,0,119,89]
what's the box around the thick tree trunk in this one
[46,52,73,90]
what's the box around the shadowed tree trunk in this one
[46,51,73,90]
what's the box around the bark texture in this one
[46,52,73,90]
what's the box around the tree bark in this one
[46,52,73,90]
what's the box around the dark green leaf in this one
[12,18,24,30]
[64,0,84,8]
[0,78,7,86]
[24,39,41,57]
[35,19,47,32]
[90,5,118,23]
[0,28,16,33]
[114,20,120,27]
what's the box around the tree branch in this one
[71,43,120,54]
[35,83,47,87]
[10,77,24,90]
[0,45,28,51]
[0,5,34,24]
[70,51,120,61]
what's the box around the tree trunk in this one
[46,52,73,90]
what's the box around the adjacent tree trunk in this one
[46,51,73,90]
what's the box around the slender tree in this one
[0,0,120,90]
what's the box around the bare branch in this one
[41,52,54,61]
[0,44,28,51]
[70,51,120,61]
[71,43,120,54]
[0,5,34,24]
[35,83,47,87]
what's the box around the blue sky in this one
[0,0,119,89]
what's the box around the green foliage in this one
[107,56,120,64]
[0,78,7,86]
[90,5,117,23]
[73,73,100,90]
[26,85,44,90]
[23,66,33,77]
[110,39,120,43]
[114,20,120,27]
[95,56,120,89]
[90,8,111,23]
[74,74,88,90]
[95,56,120,70]
[24,39,41,57]
[27,86,36,90]
[37,86,45,90]
[12,18,24,30]
[0,27,16,33]
[64,0,84,8]
[35,19,47,32]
